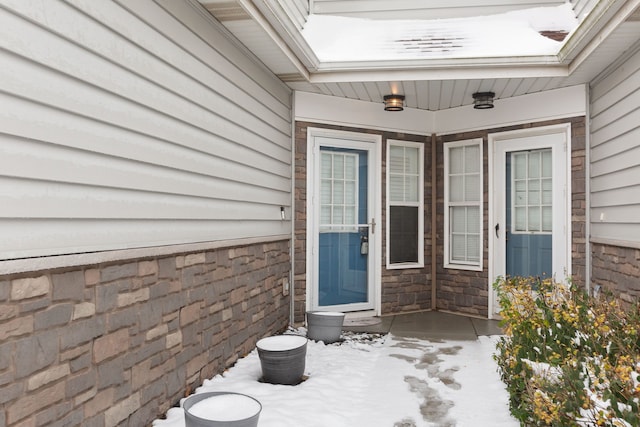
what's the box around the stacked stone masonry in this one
[591,242,640,305]
[0,240,290,427]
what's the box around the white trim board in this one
[294,85,587,135]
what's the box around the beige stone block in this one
[84,269,100,286]
[11,276,49,300]
[27,363,70,390]
[180,302,201,326]
[138,260,158,276]
[0,304,18,321]
[8,381,64,424]
[187,353,207,378]
[117,288,149,307]
[0,316,33,340]
[222,308,233,321]
[105,393,140,427]
[184,253,206,266]
[146,323,168,341]
[93,328,129,363]
[208,301,224,314]
[74,386,97,406]
[83,387,114,418]
[72,302,96,320]
[166,330,182,349]
[175,256,185,269]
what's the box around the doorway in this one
[306,128,381,313]
[489,124,571,317]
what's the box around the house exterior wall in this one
[589,42,640,301]
[0,239,290,427]
[438,116,586,317]
[0,0,292,261]
[293,121,432,322]
[0,1,293,426]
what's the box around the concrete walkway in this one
[342,310,503,340]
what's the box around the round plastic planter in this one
[306,311,345,344]
[256,335,307,385]
[183,392,261,427]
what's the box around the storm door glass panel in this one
[318,148,369,307]
[506,149,553,278]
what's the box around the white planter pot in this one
[306,311,345,344]
[183,392,261,427]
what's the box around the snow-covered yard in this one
[153,331,518,426]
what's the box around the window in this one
[320,151,358,232]
[387,140,423,268]
[511,149,552,233]
[444,139,483,270]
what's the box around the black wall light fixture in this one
[472,92,495,109]
[383,94,405,111]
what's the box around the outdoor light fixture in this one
[383,94,405,111]
[472,92,495,109]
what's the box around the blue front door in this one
[318,147,369,307]
[505,149,553,279]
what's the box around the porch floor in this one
[343,310,503,340]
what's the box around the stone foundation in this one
[591,242,640,305]
[0,239,290,427]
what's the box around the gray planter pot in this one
[306,311,345,344]
[183,392,261,427]
[256,335,307,385]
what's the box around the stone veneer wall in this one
[591,243,640,305]
[437,117,587,317]
[294,121,432,322]
[0,239,290,427]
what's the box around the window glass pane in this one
[529,190,540,205]
[528,179,540,191]
[449,147,464,174]
[406,147,419,174]
[389,146,405,173]
[542,206,553,232]
[345,206,356,225]
[528,152,540,178]
[541,150,552,177]
[405,177,418,202]
[464,174,480,201]
[467,235,480,262]
[321,180,331,204]
[321,153,332,178]
[514,154,526,179]
[528,206,541,231]
[467,207,480,233]
[333,181,344,204]
[334,155,344,179]
[333,206,343,224]
[465,145,480,173]
[345,155,356,179]
[515,207,526,231]
[515,191,526,206]
[389,206,418,263]
[345,181,356,204]
[321,206,331,224]
[449,176,463,202]
[451,207,466,233]
[542,179,552,204]
[451,235,465,261]
[389,176,404,202]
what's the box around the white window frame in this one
[444,138,483,271]
[386,140,424,269]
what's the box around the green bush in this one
[493,277,640,426]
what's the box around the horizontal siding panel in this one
[0,6,291,160]
[590,145,640,178]
[0,98,290,192]
[591,185,640,208]
[590,85,640,135]
[0,0,293,259]
[0,135,290,206]
[0,177,284,220]
[590,168,640,193]
[591,126,640,163]
[590,45,640,104]
[150,0,291,108]
[589,105,640,149]
[0,219,290,260]
[591,223,640,243]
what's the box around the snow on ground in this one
[153,331,518,427]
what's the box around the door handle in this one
[370,218,376,234]
[495,223,499,238]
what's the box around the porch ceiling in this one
[197,0,640,111]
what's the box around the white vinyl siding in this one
[590,43,640,246]
[444,139,483,270]
[0,0,292,260]
[386,140,424,268]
